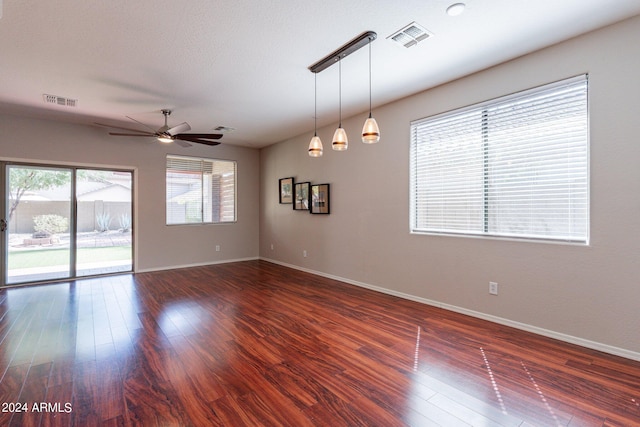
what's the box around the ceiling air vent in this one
[388,22,432,48]
[43,94,78,107]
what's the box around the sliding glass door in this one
[5,165,73,284]
[1,162,133,286]
[76,169,132,276]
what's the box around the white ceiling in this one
[1,0,639,148]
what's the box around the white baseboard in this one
[260,257,640,362]
[135,257,259,274]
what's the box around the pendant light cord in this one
[368,40,372,119]
[314,73,318,136]
[338,58,342,127]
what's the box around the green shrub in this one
[33,214,68,236]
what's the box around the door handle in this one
[0,219,6,232]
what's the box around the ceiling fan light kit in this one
[157,109,185,143]
[308,31,379,156]
[94,109,223,147]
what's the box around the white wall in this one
[260,16,640,358]
[0,114,260,271]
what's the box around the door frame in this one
[1,160,135,287]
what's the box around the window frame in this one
[166,154,237,226]
[410,75,589,244]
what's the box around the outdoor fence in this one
[8,201,131,234]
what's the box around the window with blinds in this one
[410,75,588,242]
[166,155,236,225]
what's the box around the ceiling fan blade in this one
[167,122,191,136]
[174,139,192,148]
[126,115,159,133]
[108,132,156,137]
[94,122,154,134]
[175,135,221,146]
[175,133,223,140]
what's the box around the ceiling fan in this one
[94,109,223,147]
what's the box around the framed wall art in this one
[310,183,330,214]
[293,182,310,210]
[279,177,294,204]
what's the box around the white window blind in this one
[166,155,236,225]
[410,75,588,242]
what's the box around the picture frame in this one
[293,182,311,210]
[310,184,330,214]
[279,177,294,204]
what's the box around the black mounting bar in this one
[308,31,377,74]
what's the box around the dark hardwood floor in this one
[0,260,638,426]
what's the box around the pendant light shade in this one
[332,59,348,151]
[308,73,323,157]
[362,39,380,144]
[362,116,380,144]
[308,135,323,157]
[332,127,348,151]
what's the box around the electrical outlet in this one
[303,250,307,258]
[215,245,220,252]
[270,243,274,250]
[489,282,498,295]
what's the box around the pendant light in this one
[332,58,348,151]
[308,31,377,155]
[362,39,380,144]
[308,73,323,157]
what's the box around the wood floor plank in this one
[166,335,228,402]
[41,381,73,427]
[234,389,317,427]
[303,391,372,427]
[11,362,51,427]
[120,356,192,426]
[0,260,638,426]
[160,350,223,426]
[208,395,255,427]
[0,363,30,426]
